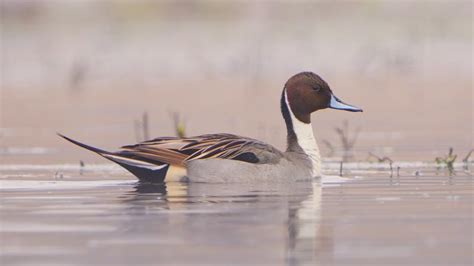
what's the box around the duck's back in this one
[119,133,284,167]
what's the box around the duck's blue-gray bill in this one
[329,95,363,112]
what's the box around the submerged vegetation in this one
[435,148,457,175]
[433,147,473,175]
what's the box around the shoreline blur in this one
[1,1,472,164]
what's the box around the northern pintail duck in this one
[60,72,362,183]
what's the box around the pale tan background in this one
[1,0,472,164]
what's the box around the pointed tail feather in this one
[58,133,110,155]
[102,154,169,183]
[58,133,169,183]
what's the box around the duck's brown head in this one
[282,72,362,124]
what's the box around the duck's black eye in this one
[313,86,321,92]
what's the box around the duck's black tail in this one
[58,133,169,183]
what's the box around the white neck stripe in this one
[284,89,321,177]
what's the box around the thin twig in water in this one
[389,161,393,178]
[339,161,343,177]
[462,149,473,163]
[79,160,85,176]
[170,112,186,138]
[335,120,360,162]
[322,140,335,157]
[462,149,473,171]
[142,112,149,141]
[367,152,393,163]
[133,111,151,142]
[367,152,393,177]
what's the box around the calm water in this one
[0,164,472,266]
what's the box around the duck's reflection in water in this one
[119,180,330,265]
[286,182,334,265]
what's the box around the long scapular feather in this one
[58,133,169,183]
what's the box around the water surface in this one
[0,164,472,265]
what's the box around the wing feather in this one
[117,133,283,166]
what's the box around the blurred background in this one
[1,0,472,164]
